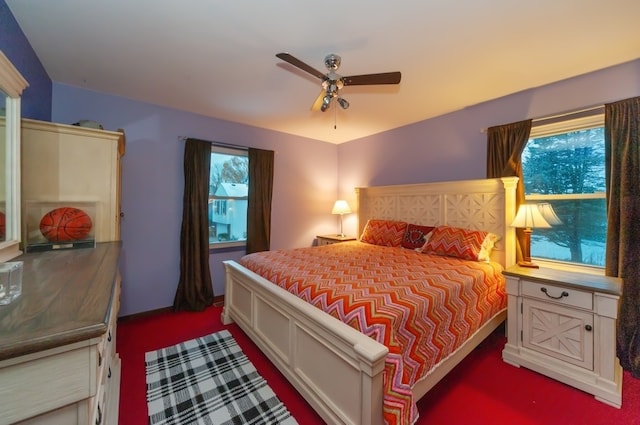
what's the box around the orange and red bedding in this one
[240,241,506,425]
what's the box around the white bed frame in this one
[222,177,518,425]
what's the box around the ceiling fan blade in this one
[276,53,326,80]
[311,89,325,111]
[343,71,401,86]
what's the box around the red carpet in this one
[117,305,639,425]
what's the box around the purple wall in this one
[0,0,52,120]
[337,59,640,237]
[52,84,338,316]
[3,2,640,316]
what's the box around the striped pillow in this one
[421,225,489,261]
[360,219,408,247]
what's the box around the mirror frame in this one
[0,50,29,262]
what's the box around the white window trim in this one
[529,113,604,138]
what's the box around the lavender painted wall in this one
[0,0,52,120]
[52,84,338,316]
[337,59,640,237]
[3,2,639,316]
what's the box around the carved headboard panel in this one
[356,177,518,267]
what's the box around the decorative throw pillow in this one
[420,225,490,261]
[401,224,435,250]
[360,219,408,247]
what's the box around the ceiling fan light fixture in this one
[320,95,332,112]
[337,97,349,110]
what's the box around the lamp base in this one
[518,260,540,268]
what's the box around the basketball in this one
[39,207,93,243]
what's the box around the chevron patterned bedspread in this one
[240,241,506,425]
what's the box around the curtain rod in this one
[178,136,249,151]
[480,104,604,134]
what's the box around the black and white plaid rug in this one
[145,329,298,425]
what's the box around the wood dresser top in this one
[0,242,121,361]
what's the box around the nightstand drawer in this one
[522,280,592,310]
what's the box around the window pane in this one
[522,124,606,267]
[209,148,248,246]
[523,128,605,195]
[530,199,606,267]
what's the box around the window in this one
[209,146,248,248]
[521,113,606,268]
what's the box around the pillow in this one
[360,219,408,247]
[421,225,491,261]
[477,232,500,262]
[401,224,435,250]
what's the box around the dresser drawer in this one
[521,280,593,310]
[0,343,95,424]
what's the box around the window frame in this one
[208,145,248,250]
[523,112,606,274]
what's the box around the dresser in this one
[502,265,622,407]
[0,242,122,425]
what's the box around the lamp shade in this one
[332,200,352,215]
[537,203,562,225]
[511,204,551,229]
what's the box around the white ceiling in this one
[7,0,640,144]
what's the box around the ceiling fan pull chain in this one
[334,103,337,129]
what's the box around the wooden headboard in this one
[355,177,518,268]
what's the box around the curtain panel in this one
[486,119,532,263]
[246,148,274,254]
[174,138,215,312]
[605,96,640,377]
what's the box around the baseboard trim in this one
[118,295,225,322]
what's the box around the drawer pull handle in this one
[541,287,569,299]
[98,353,102,367]
[96,405,102,425]
[108,366,112,378]
[108,331,112,342]
[585,325,593,332]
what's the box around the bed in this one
[222,177,518,425]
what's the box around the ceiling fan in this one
[276,52,401,112]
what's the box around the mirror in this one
[0,50,28,262]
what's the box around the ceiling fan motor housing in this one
[324,54,341,71]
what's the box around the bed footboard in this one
[222,260,388,425]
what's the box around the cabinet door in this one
[522,298,594,370]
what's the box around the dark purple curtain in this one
[486,119,532,262]
[246,148,274,254]
[604,96,640,377]
[173,138,214,311]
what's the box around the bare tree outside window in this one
[522,123,606,267]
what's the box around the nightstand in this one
[316,234,356,246]
[502,265,623,407]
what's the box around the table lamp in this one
[537,202,563,225]
[331,200,352,237]
[510,203,553,268]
